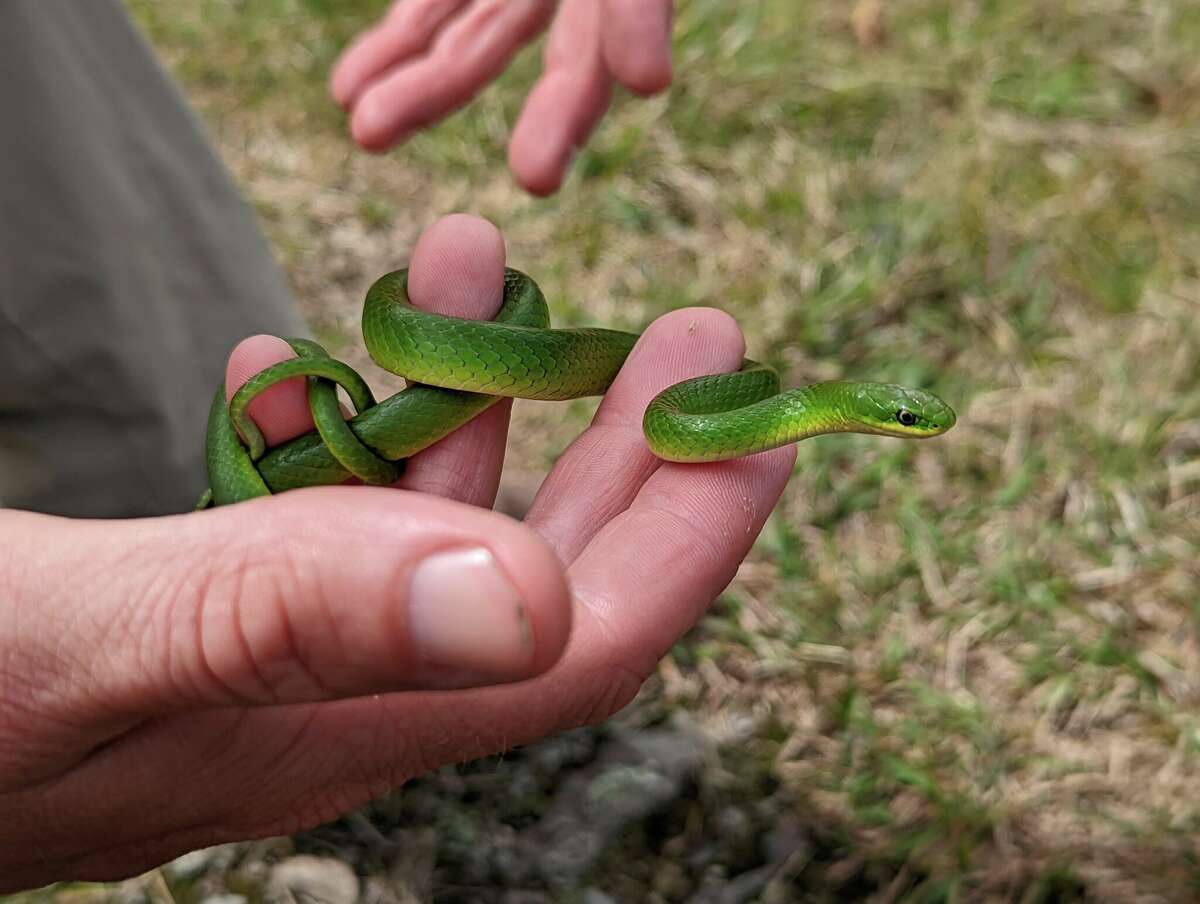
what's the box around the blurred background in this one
[21,0,1200,901]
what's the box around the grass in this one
[21,0,1200,900]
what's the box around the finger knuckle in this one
[182,528,335,706]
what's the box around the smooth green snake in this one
[200,268,955,507]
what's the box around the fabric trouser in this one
[0,0,304,517]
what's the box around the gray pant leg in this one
[0,0,305,518]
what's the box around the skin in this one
[330,0,675,195]
[0,215,793,889]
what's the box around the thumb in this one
[5,491,570,726]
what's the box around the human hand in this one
[330,0,674,195]
[0,214,792,890]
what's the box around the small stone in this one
[269,855,359,904]
[201,895,248,904]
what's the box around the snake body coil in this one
[201,269,955,507]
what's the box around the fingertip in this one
[603,0,674,95]
[412,213,506,265]
[508,62,612,197]
[405,509,573,686]
[331,74,359,114]
[225,335,314,446]
[637,306,747,378]
[225,335,296,397]
[389,498,573,683]
[350,90,406,152]
[615,60,673,97]
[643,306,744,351]
[508,81,574,196]
[408,214,507,318]
[330,20,407,114]
[509,143,566,197]
[329,46,358,110]
[593,307,746,429]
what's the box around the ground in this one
[17,0,1200,901]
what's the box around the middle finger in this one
[395,214,512,507]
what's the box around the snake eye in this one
[896,409,917,427]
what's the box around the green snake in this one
[200,269,955,507]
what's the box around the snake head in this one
[850,383,957,438]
